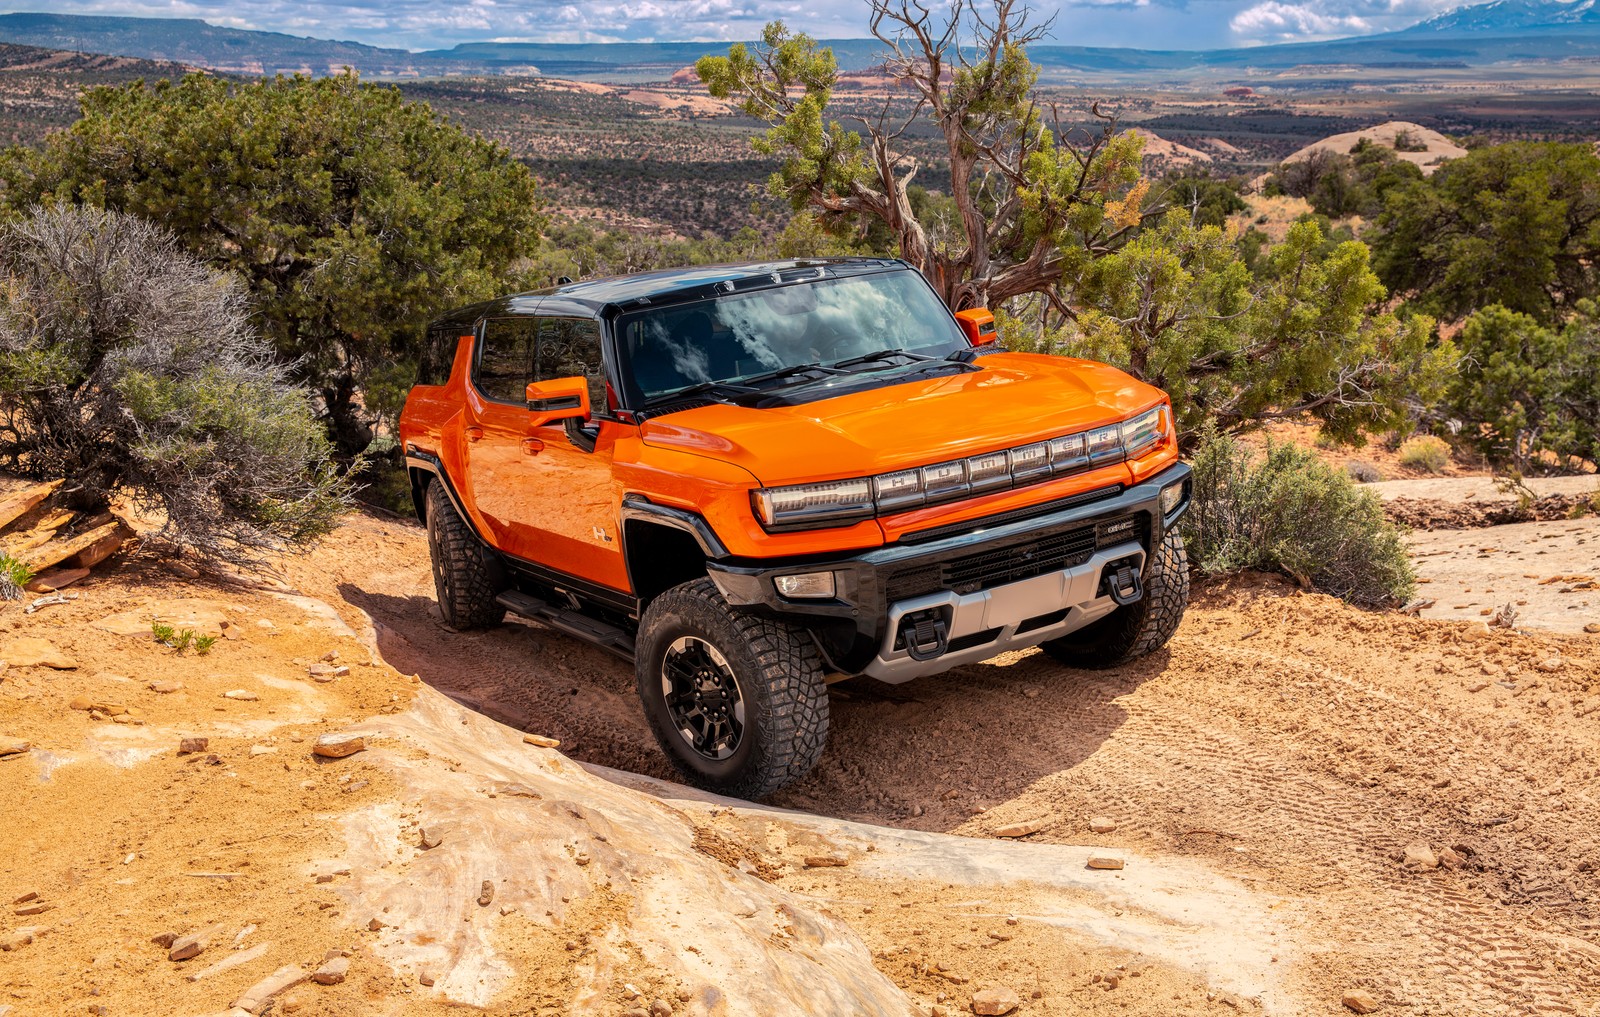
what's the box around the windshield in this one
[614,269,969,405]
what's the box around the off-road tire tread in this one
[425,480,505,630]
[1042,529,1189,669]
[637,578,828,799]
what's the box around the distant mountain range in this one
[1401,0,1600,33]
[2,1,1600,82]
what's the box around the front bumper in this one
[707,461,1191,681]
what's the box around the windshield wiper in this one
[831,348,936,370]
[645,379,754,406]
[740,361,846,388]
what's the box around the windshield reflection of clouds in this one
[644,318,712,383]
[717,275,928,369]
[628,272,964,398]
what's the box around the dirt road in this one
[308,514,1600,1017]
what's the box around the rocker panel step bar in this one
[496,591,637,661]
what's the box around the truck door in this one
[461,314,629,595]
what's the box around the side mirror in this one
[525,377,590,428]
[954,307,998,346]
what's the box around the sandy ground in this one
[4,501,1599,1016]
[1404,517,1598,634]
[310,513,1600,1015]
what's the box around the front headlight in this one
[752,403,1173,531]
[752,478,873,529]
[1122,405,1168,456]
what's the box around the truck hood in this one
[638,353,1164,486]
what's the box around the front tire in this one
[1041,529,1189,669]
[636,578,828,799]
[424,480,506,630]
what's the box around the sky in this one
[15,0,1494,52]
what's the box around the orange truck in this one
[400,258,1191,798]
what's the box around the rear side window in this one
[474,317,540,403]
[537,317,607,414]
[417,326,461,387]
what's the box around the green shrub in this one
[0,552,32,600]
[1345,460,1383,483]
[1397,435,1451,473]
[0,206,352,567]
[1182,425,1415,605]
[1448,303,1600,471]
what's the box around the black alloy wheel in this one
[660,635,746,760]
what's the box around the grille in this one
[884,514,1145,602]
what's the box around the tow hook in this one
[1105,560,1144,606]
[899,608,950,661]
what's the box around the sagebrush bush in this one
[0,206,352,567]
[1182,426,1415,605]
[1397,435,1451,473]
[1345,460,1383,483]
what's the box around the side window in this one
[536,317,608,415]
[416,326,460,387]
[474,317,539,403]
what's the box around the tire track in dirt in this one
[1114,645,1590,1016]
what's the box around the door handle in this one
[521,437,545,456]
[464,425,484,442]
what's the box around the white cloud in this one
[1229,1,1370,38]
[1228,0,1469,41]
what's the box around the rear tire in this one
[1041,529,1189,669]
[636,578,828,799]
[424,480,506,630]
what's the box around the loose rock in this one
[312,956,349,985]
[3,637,76,669]
[313,733,365,759]
[69,696,127,715]
[186,942,271,982]
[149,681,184,694]
[803,853,849,868]
[1087,856,1124,870]
[971,985,1021,1015]
[178,737,209,755]
[993,817,1051,838]
[419,827,444,850]
[234,964,308,1014]
[168,923,225,961]
[650,1001,673,1017]
[222,690,259,702]
[0,737,30,757]
[1342,988,1381,1014]
[477,880,495,907]
[522,733,561,748]
[1089,816,1117,833]
[1403,842,1439,869]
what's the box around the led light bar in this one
[752,404,1173,531]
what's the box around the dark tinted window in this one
[417,326,462,387]
[537,317,607,414]
[474,318,539,403]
